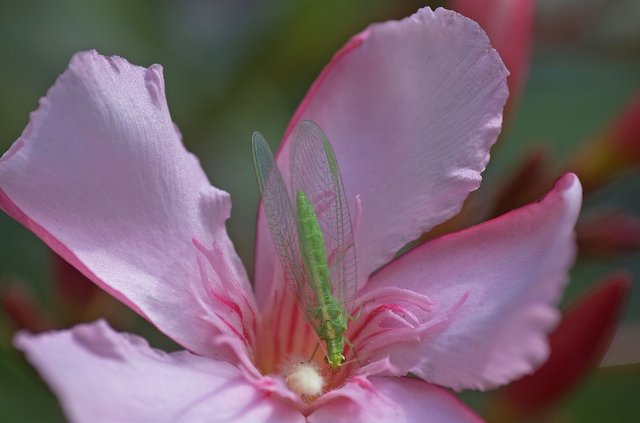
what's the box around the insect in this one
[252,120,357,373]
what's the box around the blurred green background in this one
[0,0,638,421]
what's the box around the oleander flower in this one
[0,7,582,423]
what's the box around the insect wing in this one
[252,132,319,324]
[290,120,357,318]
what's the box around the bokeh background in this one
[0,0,638,421]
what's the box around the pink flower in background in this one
[0,7,582,423]
[1,253,124,333]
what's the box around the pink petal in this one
[309,376,482,423]
[450,0,534,119]
[362,173,582,390]
[0,51,256,361]
[502,273,630,415]
[14,320,304,423]
[255,7,509,305]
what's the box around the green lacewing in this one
[252,120,357,372]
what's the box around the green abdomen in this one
[296,191,332,298]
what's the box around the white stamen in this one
[284,360,326,397]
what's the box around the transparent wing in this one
[289,120,357,317]
[252,132,319,325]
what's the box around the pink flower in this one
[0,7,582,423]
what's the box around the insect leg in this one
[344,335,362,366]
[349,303,363,321]
[309,341,321,362]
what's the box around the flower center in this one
[253,279,438,397]
[283,359,326,400]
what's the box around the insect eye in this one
[340,356,346,364]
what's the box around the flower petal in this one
[450,0,534,119]
[255,7,508,305]
[309,376,482,423]
[14,320,304,423]
[0,51,255,361]
[362,173,582,390]
[502,273,630,415]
